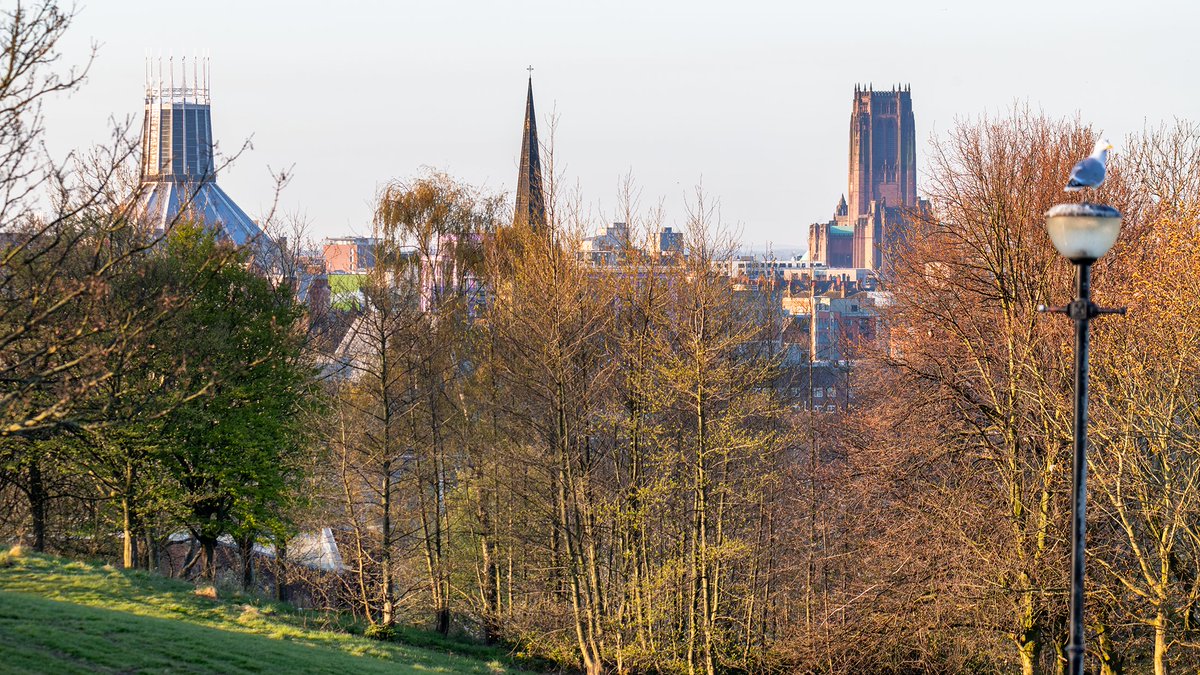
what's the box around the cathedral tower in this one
[808,85,921,272]
[132,57,262,246]
[847,84,917,219]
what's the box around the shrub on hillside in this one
[364,623,396,642]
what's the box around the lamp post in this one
[1038,202,1124,675]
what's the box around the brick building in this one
[322,237,377,274]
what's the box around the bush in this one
[363,623,396,642]
[0,546,20,568]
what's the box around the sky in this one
[41,0,1200,253]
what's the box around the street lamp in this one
[1038,201,1124,675]
[1044,203,1122,264]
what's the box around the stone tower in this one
[514,76,546,231]
[808,85,922,272]
[847,84,917,220]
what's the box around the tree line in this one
[304,113,1200,674]
[6,3,1200,673]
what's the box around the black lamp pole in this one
[1066,261,1093,674]
[1042,261,1124,675]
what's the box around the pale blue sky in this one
[42,0,1200,250]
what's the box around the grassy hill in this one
[0,547,518,674]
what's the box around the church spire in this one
[514,70,546,231]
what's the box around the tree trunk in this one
[478,509,501,643]
[200,534,218,581]
[416,406,450,636]
[28,460,46,552]
[275,539,289,603]
[554,383,603,675]
[122,498,138,569]
[1097,622,1123,675]
[338,419,373,621]
[1014,571,1042,675]
[239,536,255,591]
[431,377,451,636]
[1016,630,1040,675]
[179,539,200,578]
[1154,610,1168,675]
[694,377,715,675]
[380,458,394,626]
[121,461,139,569]
[145,528,158,572]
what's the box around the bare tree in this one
[1089,122,1200,675]
[853,109,1125,674]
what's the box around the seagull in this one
[1064,139,1113,192]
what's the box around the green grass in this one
[328,274,366,310]
[327,274,366,295]
[0,548,516,674]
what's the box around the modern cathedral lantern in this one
[131,56,263,247]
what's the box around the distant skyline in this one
[41,0,1200,251]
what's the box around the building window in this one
[813,389,823,399]
[826,404,836,413]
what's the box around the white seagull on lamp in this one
[1065,139,1113,192]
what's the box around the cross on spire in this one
[527,65,534,76]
